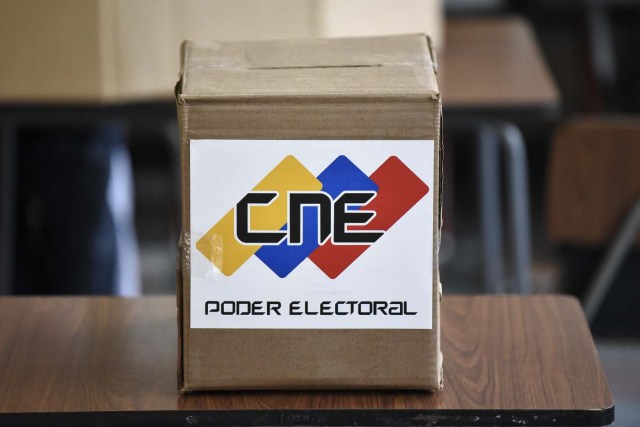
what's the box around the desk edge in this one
[0,406,614,427]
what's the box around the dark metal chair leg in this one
[500,123,533,294]
[0,120,17,295]
[478,124,506,293]
[584,198,640,323]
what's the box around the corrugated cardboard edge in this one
[176,249,185,391]
[427,34,444,392]
[175,60,187,391]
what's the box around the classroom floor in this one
[596,340,640,427]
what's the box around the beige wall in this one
[317,0,443,49]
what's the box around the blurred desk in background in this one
[440,17,560,294]
[0,295,614,427]
[441,17,560,114]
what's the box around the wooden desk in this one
[441,17,560,114]
[0,295,613,426]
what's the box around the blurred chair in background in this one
[548,117,640,324]
[440,16,560,294]
[13,123,140,295]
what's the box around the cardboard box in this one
[0,0,314,102]
[0,0,442,102]
[176,34,443,390]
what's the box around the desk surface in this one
[441,17,560,112]
[0,295,613,426]
[0,17,558,116]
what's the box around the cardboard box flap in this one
[179,34,439,100]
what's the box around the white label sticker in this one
[190,140,434,329]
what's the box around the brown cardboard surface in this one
[0,0,314,102]
[0,1,442,103]
[177,34,442,391]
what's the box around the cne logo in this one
[196,155,429,278]
[235,190,384,246]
